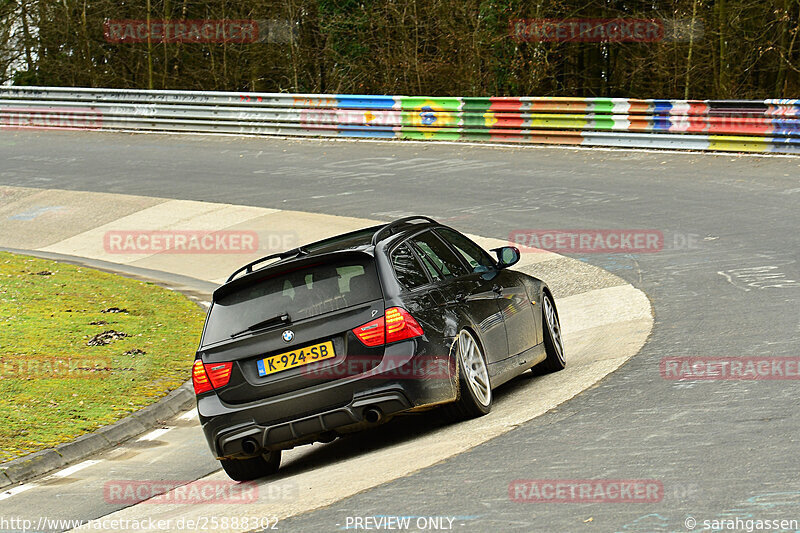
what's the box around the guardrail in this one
[1,86,798,154]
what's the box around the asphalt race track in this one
[0,186,651,531]
[1,130,799,532]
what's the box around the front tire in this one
[444,329,492,420]
[534,293,566,375]
[220,450,281,481]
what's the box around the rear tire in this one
[220,450,281,481]
[533,293,566,375]
[443,329,492,420]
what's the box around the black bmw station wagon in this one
[193,216,565,480]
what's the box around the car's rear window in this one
[202,255,381,345]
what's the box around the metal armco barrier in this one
[1,86,799,154]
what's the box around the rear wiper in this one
[230,313,291,338]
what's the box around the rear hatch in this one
[198,251,386,404]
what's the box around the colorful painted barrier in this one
[1,87,798,153]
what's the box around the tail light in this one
[352,307,423,347]
[206,362,233,388]
[353,315,385,347]
[385,307,424,343]
[192,359,233,395]
[192,360,212,394]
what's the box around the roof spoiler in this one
[371,216,438,245]
[225,247,308,282]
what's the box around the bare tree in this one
[2,0,796,98]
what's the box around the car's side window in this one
[413,243,444,282]
[436,228,495,273]
[410,231,469,279]
[390,243,429,289]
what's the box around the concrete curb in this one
[0,379,194,489]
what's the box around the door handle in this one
[492,285,503,295]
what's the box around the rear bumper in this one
[198,339,458,458]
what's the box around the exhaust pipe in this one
[363,407,383,424]
[241,437,261,456]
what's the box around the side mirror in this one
[491,246,520,269]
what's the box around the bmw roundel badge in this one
[282,330,294,343]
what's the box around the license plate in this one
[257,340,335,377]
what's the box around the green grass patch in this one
[0,252,205,462]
